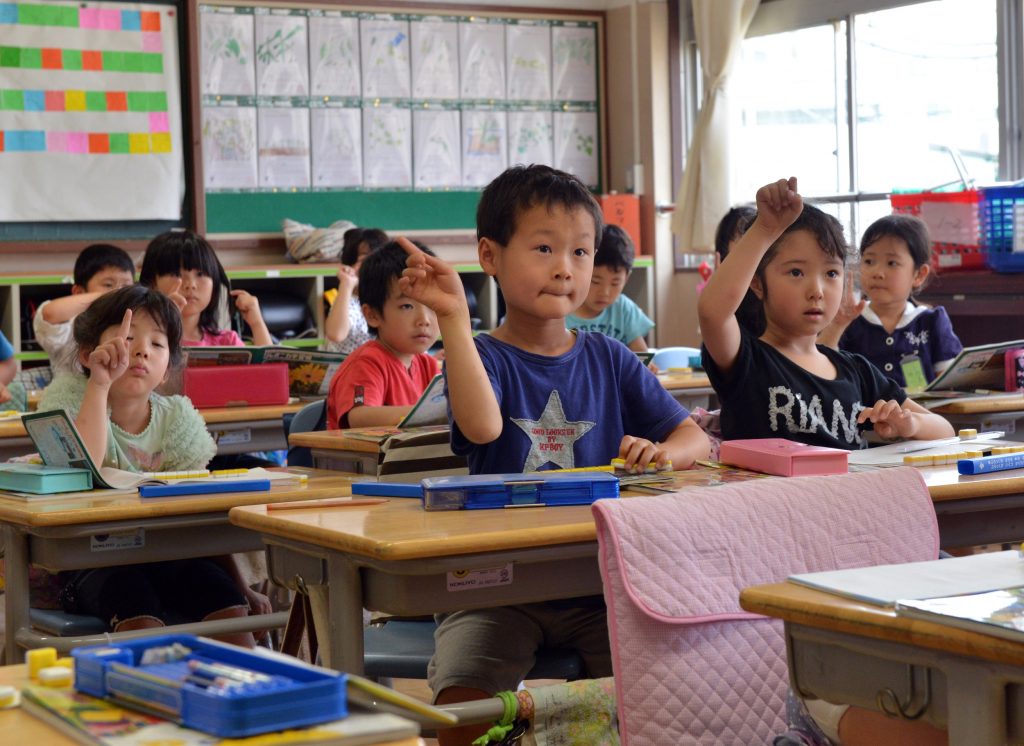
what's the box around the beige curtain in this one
[671,0,760,251]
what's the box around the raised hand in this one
[87,308,132,388]
[162,277,187,312]
[336,265,359,297]
[834,277,867,327]
[230,289,262,325]
[396,236,468,320]
[753,177,803,237]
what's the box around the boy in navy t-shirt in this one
[398,164,709,745]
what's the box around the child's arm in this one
[697,177,803,374]
[397,238,502,443]
[0,357,15,387]
[857,398,954,441]
[324,266,359,343]
[819,280,866,349]
[348,404,413,428]
[40,291,105,324]
[626,337,648,353]
[230,290,274,346]
[619,418,710,472]
[77,309,132,465]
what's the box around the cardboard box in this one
[598,193,642,254]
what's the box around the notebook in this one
[896,586,1024,643]
[917,338,1024,397]
[397,374,448,428]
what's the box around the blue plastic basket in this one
[981,184,1024,272]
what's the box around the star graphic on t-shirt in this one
[511,390,596,471]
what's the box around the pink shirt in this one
[183,329,244,347]
[327,340,440,429]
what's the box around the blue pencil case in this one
[72,635,346,737]
[421,471,619,511]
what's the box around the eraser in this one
[27,647,57,680]
[959,428,978,439]
[0,685,17,708]
[38,666,73,687]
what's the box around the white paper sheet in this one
[414,108,461,189]
[553,110,598,186]
[202,106,258,190]
[361,17,411,99]
[309,14,361,97]
[507,110,553,168]
[311,107,362,188]
[258,108,310,188]
[462,109,507,187]
[411,19,459,100]
[200,8,255,96]
[255,12,309,97]
[460,21,506,100]
[506,23,552,101]
[552,25,597,102]
[363,105,412,188]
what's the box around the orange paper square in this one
[140,11,161,31]
[88,133,109,153]
[82,50,103,71]
[106,91,127,111]
[41,48,63,69]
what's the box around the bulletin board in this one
[190,0,605,235]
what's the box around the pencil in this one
[266,498,388,511]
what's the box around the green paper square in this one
[127,92,147,111]
[18,4,57,26]
[86,91,106,111]
[60,6,78,26]
[122,52,143,73]
[62,49,81,70]
[151,92,168,111]
[109,133,129,154]
[20,47,41,69]
[2,89,24,110]
[140,54,163,74]
[102,51,123,72]
[0,48,18,68]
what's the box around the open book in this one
[185,345,346,399]
[896,586,1024,643]
[917,338,1024,399]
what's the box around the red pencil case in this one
[183,363,290,408]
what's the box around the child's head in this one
[859,214,932,304]
[714,206,756,267]
[578,225,635,318]
[139,230,230,334]
[359,240,439,355]
[477,165,603,322]
[340,227,389,269]
[74,285,183,391]
[72,244,135,295]
[750,204,848,335]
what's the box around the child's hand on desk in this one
[618,435,671,473]
[336,265,358,297]
[397,236,468,320]
[230,289,263,325]
[754,177,803,237]
[86,308,132,387]
[858,399,917,440]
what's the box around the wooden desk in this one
[740,580,1024,745]
[657,371,715,411]
[289,429,387,474]
[928,394,1024,441]
[0,403,304,461]
[0,664,422,746]
[230,464,1024,674]
[1,469,358,663]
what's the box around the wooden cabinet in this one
[917,271,1024,347]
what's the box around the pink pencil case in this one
[718,438,848,477]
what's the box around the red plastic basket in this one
[888,190,985,273]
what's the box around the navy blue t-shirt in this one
[445,331,688,474]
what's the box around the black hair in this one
[595,225,635,272]
[476,164,603,250]
[340,227,389,267]
[860,214,932,294]
[714,205,756,262]
[359,240,436,337]
[73,243,135,288]
[139,230,230,336]
[73,284,183,371]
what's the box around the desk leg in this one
[943,660,1007,746]
[320,554,365,674]
[3,525,29,664]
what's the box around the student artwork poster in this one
[414,108,462,189]
[200,6,256,96]
[308,12,361,98]
[460,20,506,100]
[554,110,598,188]
[202,106,258,190]
[508,110,553,169]
[462,109,508,187]
[363,105,412,189]
[506,22,552,101]
[0,0,184,221]
[360,16,410,100]
[254,10,309,97]
[311,107,362,188]
[552,24,598,102]
[411,19,459,100]
[257,108,310,188]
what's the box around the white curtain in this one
[671,0,760,251]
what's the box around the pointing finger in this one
[119,308,133,339]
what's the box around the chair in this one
[284,399,326,467]
[592,467,939,745]
[650,346,701,370]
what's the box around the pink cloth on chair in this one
[592,467,939,745]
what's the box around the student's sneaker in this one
[773,691,836,746]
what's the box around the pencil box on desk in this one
[421,471,619,511]
[718,438,849,477]
[0,463,93,494]
[183,363,290,408]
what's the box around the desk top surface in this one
[230,463,1024,561]
[0,469,357,527]
[0,403,305,440]
[656,371,712,391]
[739,580,1024,667]
[927,393,1024,415]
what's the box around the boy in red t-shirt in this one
[326,241,440,429]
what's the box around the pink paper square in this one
[47,131,68,153]
[98,9,121,30]
[149,112,170,132]
[79,8,100,29]
[142,33,162,53]
[67,132,88,153]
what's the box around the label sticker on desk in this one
[213,428,252,445]
[91,529,144,552]
[447,564,513,592]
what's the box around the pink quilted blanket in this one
[592,467,938,745]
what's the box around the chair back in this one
[592,467,939,745]
[650,346,701,370]
[285,399,326,467]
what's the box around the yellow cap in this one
[959,429,978,439]
[27,647,58,680]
